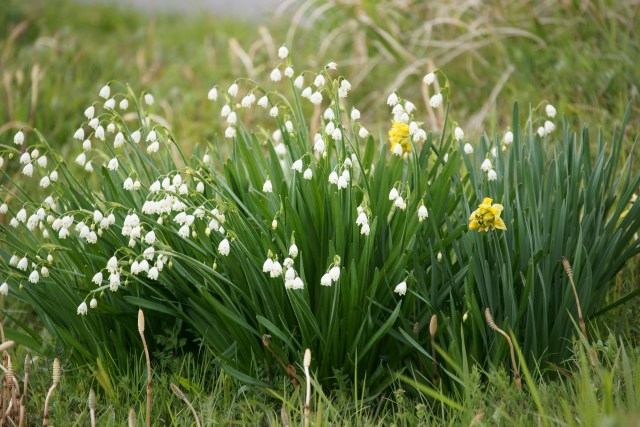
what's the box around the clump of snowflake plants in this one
[2,45,639,395]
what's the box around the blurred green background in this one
[2,0,638,156]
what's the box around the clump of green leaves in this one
[1,51,639,397]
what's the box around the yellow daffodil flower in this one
[388,121,411,154]
[469,197,507,232]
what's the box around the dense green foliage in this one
[2,67,638,394]
[1,0,639,424]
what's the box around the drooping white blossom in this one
[394,281,407,296]
[218,238,230,256]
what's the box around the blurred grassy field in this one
[1,0,640,424]
[2,0,638,154]
[280,0,639,141]
[0,0,278,156]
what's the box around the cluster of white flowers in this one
[176,214,195,239]
[263,246,304,290]
[16,146,53,179]
[3,84,183,314]
[76,89,151,171]
[320,262,341,287]
[388,186,407,211]
[86,245,169,303]
[313,133,326,157]
[537,104,557,137]
[422,71,443,108]
[338,79,351,98]
[391,96,428,148]
[50,214,74,239]
[8,257,42,285]
[288,157,312,180]
[241,92,257,108]
[76,220,98,244]
[2,51,462,320]
[122,212,142,238]
[355,206,371,236]
[221,86,239,139]
[328,160,351,190]
[480,158,497,181]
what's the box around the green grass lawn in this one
[1,0,639,425]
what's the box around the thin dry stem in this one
[18,395,25,427]
[1,20,29,68]
[5,356,13,389]
[466,65,514,133]
[43,358,60,426]
[138,310,152,427]
[429,314,439,385]
[19,353,30,427]
[0,341,14,353]
[280,403,289,427]
[2,71,13,122]
[228,38,256,79]
[128,408,136,427]
[485,308,521,391]
[22,353,30,397]
[0,319,5,427]
[170,384,201,427]
[468,412,485,427]
[262,335,298,387]
[10,376,20,421]
[29,63,41,126]
[303,349,311,427]
[3,355,13,425]
[561,256,587,339]
[2,373,7,427]
[89,389,96,427]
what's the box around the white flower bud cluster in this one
[388,186,407,211]
[320,263,341,287]
[355,206,371,236]
[338,79,351,98]
[328,168,351,190]
[263,252,304,290]
[537,104,557,138]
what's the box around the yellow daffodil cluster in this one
[388,121,411,154]
[469,197,507,232]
